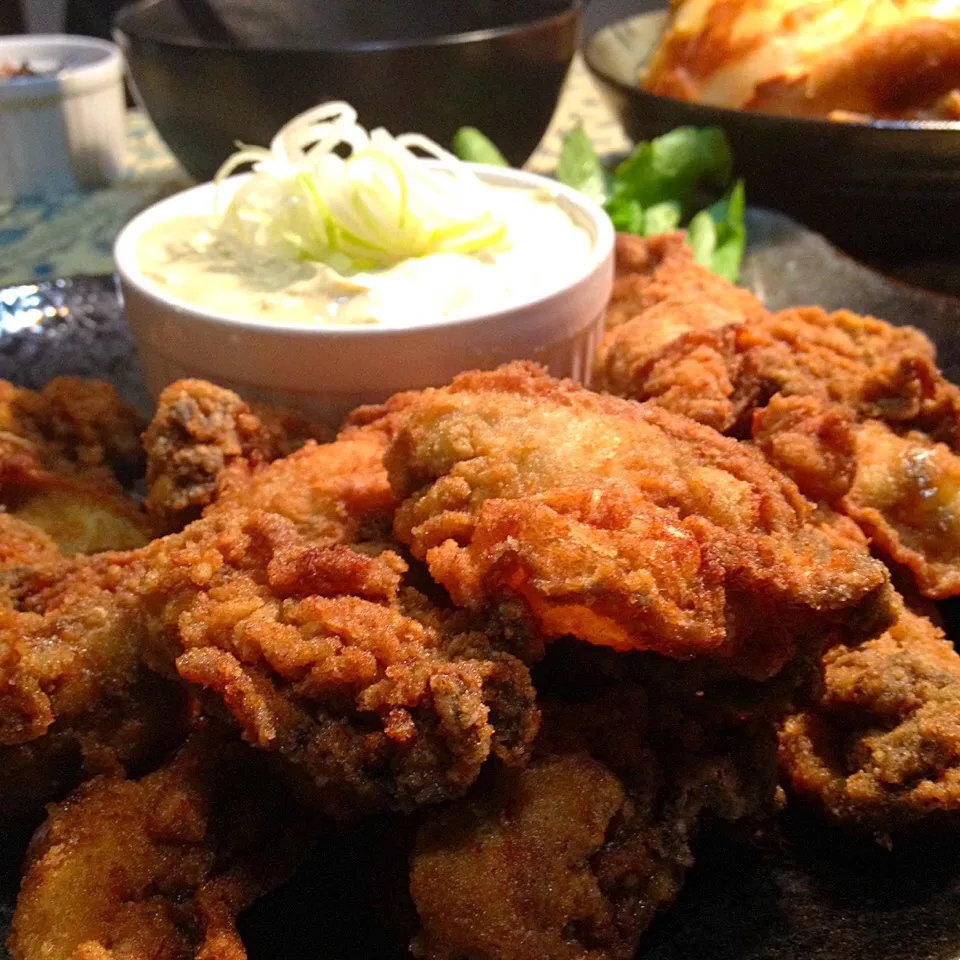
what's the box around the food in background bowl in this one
[583,10,960,261]
[0,60,58,79]
[643,0,960,121]
[115,102,614,422]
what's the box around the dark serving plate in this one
[114,0,580,180]
[3,210,960,960]
[584,11,960,263]
[0,276,150,414]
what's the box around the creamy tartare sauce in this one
[136,185,593,327]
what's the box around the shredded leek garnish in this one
[212,102,509,273]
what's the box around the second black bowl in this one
[584,10,960,263]
[114,0,581,181]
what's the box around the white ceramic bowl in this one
[115,165,615,425]
[0,35,125,200]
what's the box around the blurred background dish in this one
[113,0,581,181]
[584,9,960,264]
[643,0,960,122]
[0,34,125,200]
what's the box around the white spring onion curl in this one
[212,101,509,273]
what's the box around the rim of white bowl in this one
[113,0,578,55]
[0,35,123,101]
[114,163,615,337]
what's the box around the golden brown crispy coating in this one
[754,396,960,599]
[0,549,159,748]
[0,411,401,754]
[750,393,858,506]
[0,514,61,571]
[411,687,776,960]
[387,363,892,678]
[0,545,190,817]
[0,445,153,554]
[205,392,417,545]
[596,234,764,432]
[600,249,959,439]
[412,754,634,960]
[144,380,330,533]
[9,724,318,960]
[0,674,189,821]
[140,508,538,815]
[779,603,960,830]
[596,316,747,432]
[3,427,537,818]
[603,233,765,332]
[0,379,153,553]
[3,485,153,555]
[209,438,395,546]
[843,422,960,599]
[1,418,398,811]
[741,307,960,434]
[598,239,960,599]
[0,378,144,480]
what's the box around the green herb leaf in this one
[685,179,746,282]
[557,124,609,206]
[607,197,645,234]
[707,180,746,282]
[452,127,509,167]
[642,201,682,237]
[687,208,717,267]
[612,127,732,214]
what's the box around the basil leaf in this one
[706,180,746,282]
[687,208,718,268]
[607,197,645,234]
[557,123,609,206]
[452,127,509,167]
[642,201,682,237]
[613,127,732,214]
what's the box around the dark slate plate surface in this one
[2,210,960,960]
[0,276,151,415]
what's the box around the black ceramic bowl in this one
[113,0,581,182]
[584,10,960,263]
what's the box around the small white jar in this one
[0,35,125,200]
